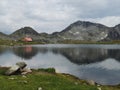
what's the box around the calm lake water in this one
[0,44,120,85]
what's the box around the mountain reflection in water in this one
[0,44,120,85]
[10,45,120,64]
[13,46,38,59]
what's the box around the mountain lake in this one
[0,44,120,85]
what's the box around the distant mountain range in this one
[1,20,120,43]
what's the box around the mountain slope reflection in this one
[0,47,8,55]
[52,48,108,64]
[11,45,120,64]
[13,46,38,59]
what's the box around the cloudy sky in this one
[0,0,120,34]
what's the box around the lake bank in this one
[1,39,120,46]
[0,67,120,90]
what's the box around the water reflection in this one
[11,45,120,64]
[12,46,38,59]
[52,48,108,64]
[0,47,8,55]
[0,44,120,85]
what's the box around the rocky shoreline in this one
[0,62,119,90]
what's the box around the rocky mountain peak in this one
[72,20,95,26]
[14,27,39,35]
[9,27,40,40]
[70,20,107,28]
[10,27,39,36]
[1,20,120,42]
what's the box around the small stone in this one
[75,82,78,85]
[16,62,27,69]
[22,68,32,73]
[18,80,28,84]
[38,87,42,90]
[21,72,28,75]
[22,75,27,78]
[23,80,28,84]
[97,84,100,87]
[97,87,102,90]
[8,77,15,80]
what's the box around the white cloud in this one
[0,0,120,34]
[95,16,120,27]
[80,16,120,27]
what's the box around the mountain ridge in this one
[1,20,120,42]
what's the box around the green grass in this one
[1,39,120,46]
[37,68,56,73]
[0,67,119,90]
[58,40,120,44]
[101,85,120,90]
[0,68,98,90]
[0,39,45,46]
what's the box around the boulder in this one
[5,62,27,75]
[22,68,32,73]
[21,72,28,75]
[21,68,32,75]
[16,62,27,69]
[5,65,20,75]
[86,80,96,85]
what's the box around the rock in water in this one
[16,62,27,69]
[5,65,20,75]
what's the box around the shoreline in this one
[1,39,120,46]
[0,67,120,90]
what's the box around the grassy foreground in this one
[0,68,119,90]
[0,68,97,90]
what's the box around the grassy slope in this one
[0,68,97,90]
[0,68,119,90]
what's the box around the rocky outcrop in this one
[10,27,39,37]
[57,21,110,41]
[16,62,27,69]
[108,24,120,40]
[9,27,50,42]
[9,27,40,40]
[5,62,32,75]
[5,65,20,75]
